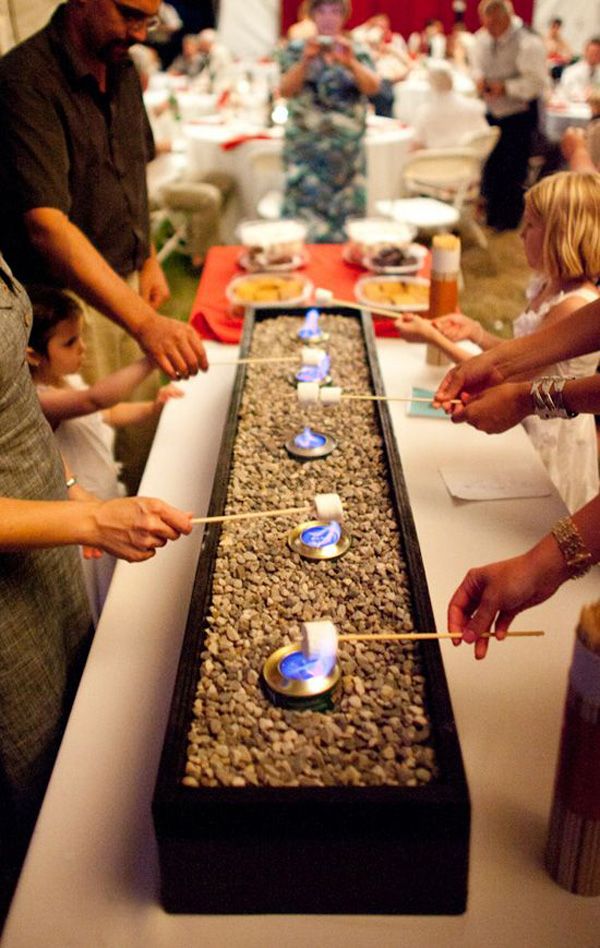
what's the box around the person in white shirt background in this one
[412,62,490,149]
[558,36,600,102]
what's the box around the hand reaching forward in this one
[448,541,566,659]
[86,496,193,562]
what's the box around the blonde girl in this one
[396,171,600,512]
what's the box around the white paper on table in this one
[439,460,553,501]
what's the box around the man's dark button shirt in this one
[0,5,155,285]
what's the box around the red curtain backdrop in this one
[280,1,536,39]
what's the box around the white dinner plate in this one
[362,242,428,275]
[226,273,314,309]
[355,275,430,313]
[238,251,307,273]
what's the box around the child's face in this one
[520,206,545,271]
[45,314,86,379]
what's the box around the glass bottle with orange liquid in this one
[425,234,460,366]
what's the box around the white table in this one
[4,336,599,947]
[544,101,591,142]
[184,117,416,219]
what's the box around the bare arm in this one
[435,296,600,404]
[448,493,600,659]
[37,357,154,428]
[102,382,184,428]
[0,495,192,562]
[25,208,208,378]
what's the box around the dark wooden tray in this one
[153,306,470,915]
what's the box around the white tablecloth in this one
[544,101,591,142]
[183,116,415,219]
[3,332,599,948]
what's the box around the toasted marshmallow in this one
[314,287,334,303]
[301,619,338,672]
[297,381,321,405]
[314,492,344,522]
[320,386,342,405]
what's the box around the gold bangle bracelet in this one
[551,516,593,579]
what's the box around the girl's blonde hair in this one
[525,171,600,283]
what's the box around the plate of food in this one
[226,272,314,309]
[355,275,430,312]
[238,249,307,272]
[362,242,428,275]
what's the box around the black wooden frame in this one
[153,307,470,915]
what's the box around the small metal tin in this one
[288,519,351,560]
[288,371,332,387]
[285,429,337,460]
[262,643,340,710]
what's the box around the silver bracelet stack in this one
[530,377,578,420]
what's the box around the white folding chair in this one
[246,145,284,220]
[399,147,489,248]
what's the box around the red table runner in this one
[189,243,431,344]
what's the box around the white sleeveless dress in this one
[513,287,600,513]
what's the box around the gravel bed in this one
[184,313,439,789]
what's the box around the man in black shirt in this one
[0,0,208,489]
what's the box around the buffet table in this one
[189,243,431,343]
[3,317,599,943]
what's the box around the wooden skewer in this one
[211,355,299,366]
[191,503,310,525]
[321,296,406,321]
[338,631,544,642]
[339,393,461,405]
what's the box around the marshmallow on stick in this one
[296,384,455,406]
[191,492,343,525]
[301,620,339,674]
[313,492,344,522]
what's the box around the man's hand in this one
[135,312,208,379]
[139,254,170,309]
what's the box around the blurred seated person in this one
[446,20,476,71]
[169,33,204,79]
[408,19,447,60]
[412,63,489,149]
[146,2,183,69]
[194,29,233,91]
[288,1,318,41]
[561,92,600,171]
[544,18,573,73]
[559,37,600,101]
[352,14,411,117]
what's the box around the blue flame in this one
[294,427,327,449]
[301,520,342,548]
[298,308,321,340]
[295,353,330,383]
[280,649,334,679]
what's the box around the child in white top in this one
[27,286,183,622]
[395,171,600,512]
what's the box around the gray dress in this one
[0,259,91,845]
